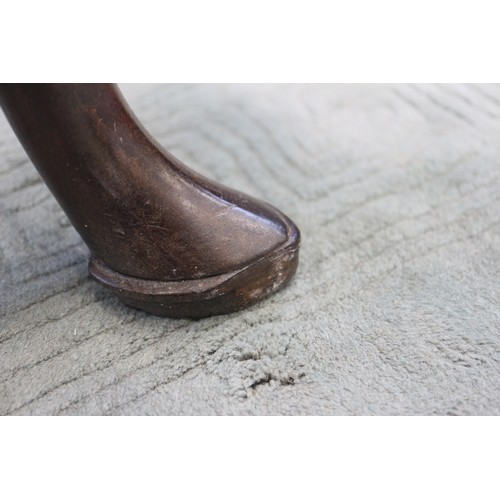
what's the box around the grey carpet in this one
[1,83,499,415]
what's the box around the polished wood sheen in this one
[0,84,300,318]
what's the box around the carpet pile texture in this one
[1,84,499,415]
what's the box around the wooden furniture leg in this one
[0,84,300,318]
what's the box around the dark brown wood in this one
[0,84,300,318]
